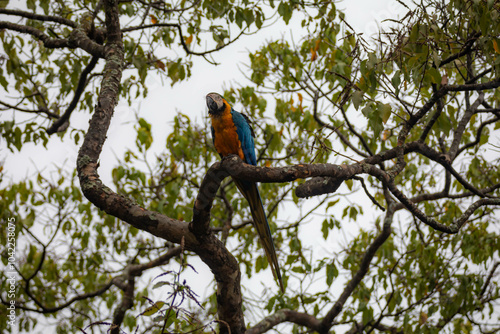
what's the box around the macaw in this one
[206,92,284,292]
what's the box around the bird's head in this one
[206,92,228,116]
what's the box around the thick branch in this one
[111,276,134,334]
[246,309,322,334]
[216,152,499,234]
[190,162,229,236]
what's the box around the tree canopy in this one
[1,0,499,333]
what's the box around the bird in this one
[206,92,284,292]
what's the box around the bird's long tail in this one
[233,178,284,292]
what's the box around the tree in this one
[1,0,499,333]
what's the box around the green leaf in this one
[379,103,392,123]
[326,263,338,286]
[427,67,441,84]
[141,302,165,316]
[277,2,293,24]
[352,90,363,110]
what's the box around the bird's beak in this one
[206,93,224,115]
[206,95,217,112]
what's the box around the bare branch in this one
[47,55,100,134]
[319,204,394,333]
[0,8,77,27]
[122,22,248,58]
[312,91,369,158]
[0,100,59,118]
[448,92,485,159]
[0,21,69,48]
[0,21,105,57]
[246,309,322,334]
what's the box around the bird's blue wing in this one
[231,110,257,166]
[230,109,284,292]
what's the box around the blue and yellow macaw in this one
[206,92,284,292]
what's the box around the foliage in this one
[1,0,499,334]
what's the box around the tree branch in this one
[246,309,323,334]
[456,115,499,157]
[190,162,229,236]
[47,55,100,134]
[0,21,69,48]
[0,21,104,57]
[0,100,60,118]
[0,8,77,27]
[448,92,484,159]
[312,91,369,158]
[122,22,247,58]
[438,31,481,68]
[319,204,394,333]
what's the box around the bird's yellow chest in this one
[211,113,244,160]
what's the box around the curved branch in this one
[246,309,322,334]
[0,100,60,118]
[312,91,369,158]
[4,280,114,314]
[0,21,69,48]
[0,8,77,27]
[353,176,385,211]
[0,21,105,57]
[128,246,182,276]
[191,162,229,236]
[121,22,248,57]
[383,175,500,233]
[47,55,100,134]
[438,31,481,68]
[319,204,394,333]
[448,92,484,159]
[456,115,500,157]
